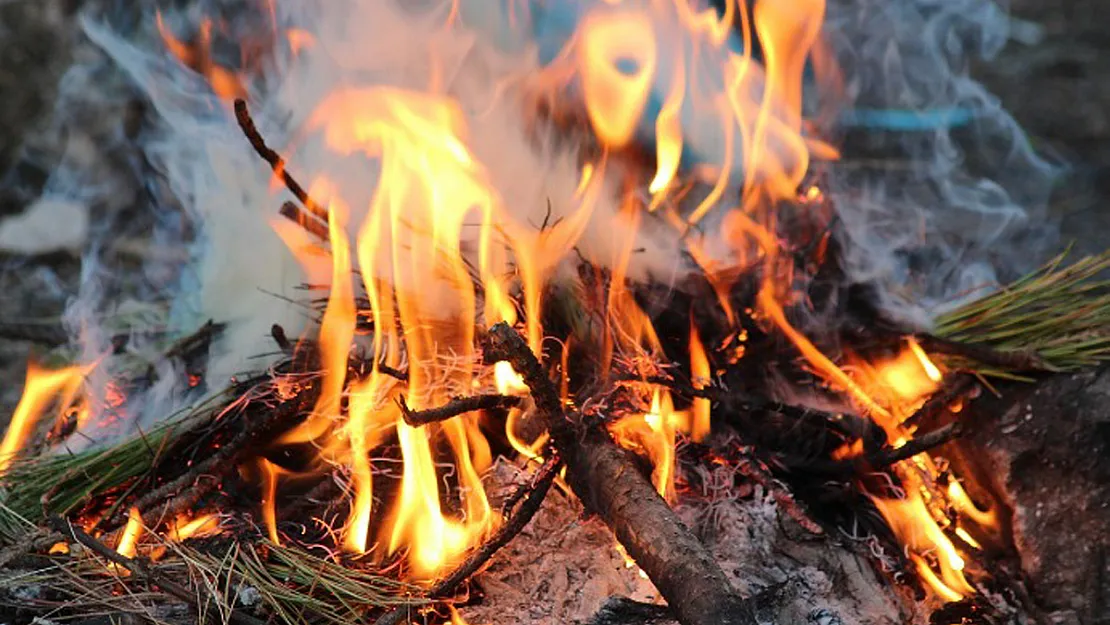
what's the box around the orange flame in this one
[1,363,91,475]
[688,323,711,442]
[611,389,679,502]
[278,187,355,445]
[107,507,144,576]
[155,13,247,100]
[849,343,996,602]
[258,458,285,545]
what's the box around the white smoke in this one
[821,0,1060,327]
[49,0,1058,443]
[78,0,685,398]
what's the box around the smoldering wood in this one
[483,322,760,625]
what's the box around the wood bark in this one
[485,323,758,625]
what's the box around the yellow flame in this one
[342,371,396,553]
[689,323,711,442]
[611,389,677,502]
[577,7,658,149]
[849,344,986,602]
[167,513,221,542]
[1,363,91,475]
[108,507,144,576]
[908,338,943,383]
[278,188,355,445]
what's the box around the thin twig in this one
[373,455,563,625]
[233,99,329,226]
[47,516,268,625]
[902,373,977,429]
[810,422,963,475]
[373,363,410,383]
[870,422,962,468]
[398,394,522,427]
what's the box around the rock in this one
[956,367,1110,624]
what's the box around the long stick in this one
[483,323,758,625]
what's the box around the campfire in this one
[2,0,1108,624]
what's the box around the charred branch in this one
[271,323,293,353]
[483,322,758,625]
[873,422,962,467]
[279,200,329,240]
[233,99,330,229]
[398,393,522,427]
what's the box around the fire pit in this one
[0,0,1107,624]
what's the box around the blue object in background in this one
[460,0,975,178]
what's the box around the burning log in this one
[482,322,759,625]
